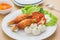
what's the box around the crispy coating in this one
[8,14,32,25]
[16,19,33,29]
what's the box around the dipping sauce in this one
[0,3,11,10]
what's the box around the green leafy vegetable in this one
[45,13,58,26]
[21,5,40,14]
[39,8,44,13]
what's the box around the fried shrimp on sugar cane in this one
[17,19,33,29]
[8,14,32,26]
[11,19,33,31]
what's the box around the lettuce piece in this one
[39,8,49,14]
[21,5,33,14]
[22,8,27,14]
[39,8,44,13]
[43,10,49,14]
[45,13,58,26]
[27,6,40,14]
[24,5,33,10]
[21,5,40,14]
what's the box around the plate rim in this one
[14,0,43,5]
[12,0,44,6]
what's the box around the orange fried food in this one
[16,19,33,29]
[8,14,32,25]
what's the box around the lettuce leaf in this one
[21,5,40,14]
[45,13,58,26]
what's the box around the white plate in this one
[2,10,57,40]
[14,0,43,4]
[12,0,44,6]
